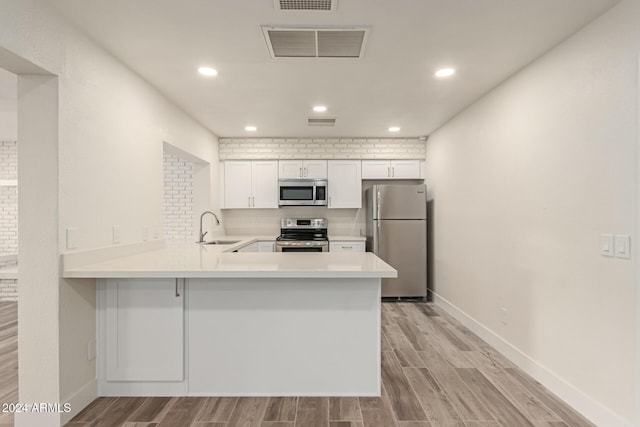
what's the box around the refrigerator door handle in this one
[374,221,380,255]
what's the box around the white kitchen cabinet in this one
[104,278,184,382]
[236,241,275,252]
[329,241,366,252]
[279,160,327,179]
[327,160,362,209]
[257,241,275,252]
[237,242,259,252]
[223,161,278,209]
[362,160,421,179]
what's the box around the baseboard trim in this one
[433,293,633,427]
[61,378,97,425]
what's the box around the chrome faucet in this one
[198,210,221,243]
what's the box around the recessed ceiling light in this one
[245,125,257,132]
[388,126,400,132]
[435,68,456,78]
[313,105,327,113]
[198,67,218,76]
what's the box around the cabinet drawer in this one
[329,241,366,252]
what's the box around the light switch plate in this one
[615,234,631,259]
[600,234,614,257]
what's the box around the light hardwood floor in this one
[0,302,595,426]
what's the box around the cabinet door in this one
[238,242,259,252]
[390,160,421,179]
[252,161,279,208]
[224,161,253,209]
[329,241,366,252]
[279,160,303,179]
[257,241,275,252]
[361,160,390,179]
[303,160,328,179]
[328,160,362,209]
[105,279,184,381]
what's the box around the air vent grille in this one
[263,27,368,59]
[308,118,336,127]
[275,0,337,11]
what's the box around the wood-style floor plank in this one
[155,397,206,427]
[196,397,240,423]
[417,350,495,422]
[402,367,466,427]
[358,386,398,427]
[456,368,534,427]
[295,397,329,427]
[381,351,428,422]
[465,350,561,422]
[89,397,147,427]
[226,397,269,427]
[504,367,596,427]
[128,396,172,422]
[264,397,297,422]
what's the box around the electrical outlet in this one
[66,227,78,249]
[600,234,614,257]
[112,225,120,244]
[87,339,96,361]
[500,307,508,325]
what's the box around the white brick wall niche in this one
[163,152,194,242]
[218,137,426,160]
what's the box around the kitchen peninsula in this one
[62,239,396,397]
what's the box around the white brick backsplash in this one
[163,152,194,242]
[218,137,426,160]
[0,279,17,302]
[0,141,18,255]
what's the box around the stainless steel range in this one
[275,218,328,252]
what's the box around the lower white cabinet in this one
[103,278,184,382]
[237,241,275,252]
[329,241,366,252]
[257,241,276,252]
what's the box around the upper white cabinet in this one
[104,278,184,382]
[362,160,421,179]
[279,160,327,179]
[223,161,278,209]
[327,160,362,209]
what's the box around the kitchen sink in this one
[200,240,240,245]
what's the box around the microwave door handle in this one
[312,183,317,203]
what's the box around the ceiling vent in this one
[274,0,337,11]
[263,27,368,58]
[308,118,336,127]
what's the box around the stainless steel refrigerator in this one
[366,184,427,299]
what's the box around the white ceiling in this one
[47,0,619,138]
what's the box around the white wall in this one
[0,0,219,422]
[425,0,638,425]
[0,68,16,141]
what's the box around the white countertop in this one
[62,237,395,279]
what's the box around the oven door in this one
[275,241,329,252]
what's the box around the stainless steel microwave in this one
[278,179,328,206]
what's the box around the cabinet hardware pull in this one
[387,166,391,178]
[175,279,181,297]
[328,196,332,207]
[304,167,307,177]
[343,246,353,249]
[392,167,395,177]
[252,196,255,207]
[248,196,251,207]
[300,167,303,177]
